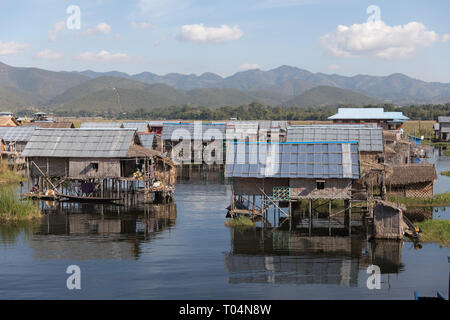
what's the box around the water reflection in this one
[28,202,177,260]
[225,228,404,286]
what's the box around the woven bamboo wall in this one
[387,182,433,199]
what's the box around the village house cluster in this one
[0,108,440,239]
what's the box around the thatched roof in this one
[22,122,75,128]
[384,146,396,154]
[0,116,19,127]
[127,144,176,167]
[385,164,437,185]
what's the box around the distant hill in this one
[1,61,450,113]
[285,86,380,108]
[48,76,283,111]
[77,64,450,105]
[0,62,88,102]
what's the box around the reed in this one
[388,192,450,207]
[416,220,450,247]
[225,215,255,227]
[0,187,41,222]
[0,161,24,184]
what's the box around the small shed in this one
[385,164,437,198]
[437,116,450,141]
[372,201,404,240]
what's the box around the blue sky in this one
[0,0,449,82]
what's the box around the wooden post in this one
[344,199,351,236]
[328,200,332,236]
[289,201,292,231]
[308,199,312,237]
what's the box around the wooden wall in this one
[290,178,352,200]
[373,204,403,239]
[69,158,121,179]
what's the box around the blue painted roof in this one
[328,108,409,121]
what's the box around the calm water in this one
[0,180,449,300]
[0,148,449,300]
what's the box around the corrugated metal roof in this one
[80,122,121,128]
[225,142,360,179]
[438,116,450,123]
[286,126,383,152]
[328,108,409,120]
[226,121,259,140]
[138,133,155,149]
[162,122,226,140]
[22,128,137,158]
[121,122,149,132]
[0,126,36,142]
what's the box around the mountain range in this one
[0,61,449,113]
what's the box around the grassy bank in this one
[441,171,450,177]
[416,220,450,247]
[0,161,24,184]
[402,120,435,140]
[388,193,450,207]
[0,187,41,222]
[225,216,255,227]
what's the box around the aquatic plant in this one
[224,215,255,227]
[0,187,41,222]
[388,192,450,207]
[416,220,450,247]
[0,161,24,184]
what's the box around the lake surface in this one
[0,180,449,300]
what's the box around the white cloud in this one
[36,49,63,60]
[130,21,153,30]
[320,21,440,59]
[442,34,450,42]
[48,21,65,42]
[0,41,29,55]
[328,64,340,70]
[178,24,243,44]
[238,63,261,71]
[81,23,112,36]
[74,50,130,62]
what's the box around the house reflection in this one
[30,202,177,260]
[225,228,404,286]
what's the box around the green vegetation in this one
[0,161,24,184]
[444,149,450,156]
[224,216,256,227]
[441,171,450,177]
[0,187,41,223]
[416,220,450,247]
[388,193,450,207]
[35,102,450,121]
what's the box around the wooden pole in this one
[308,199,312,237]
